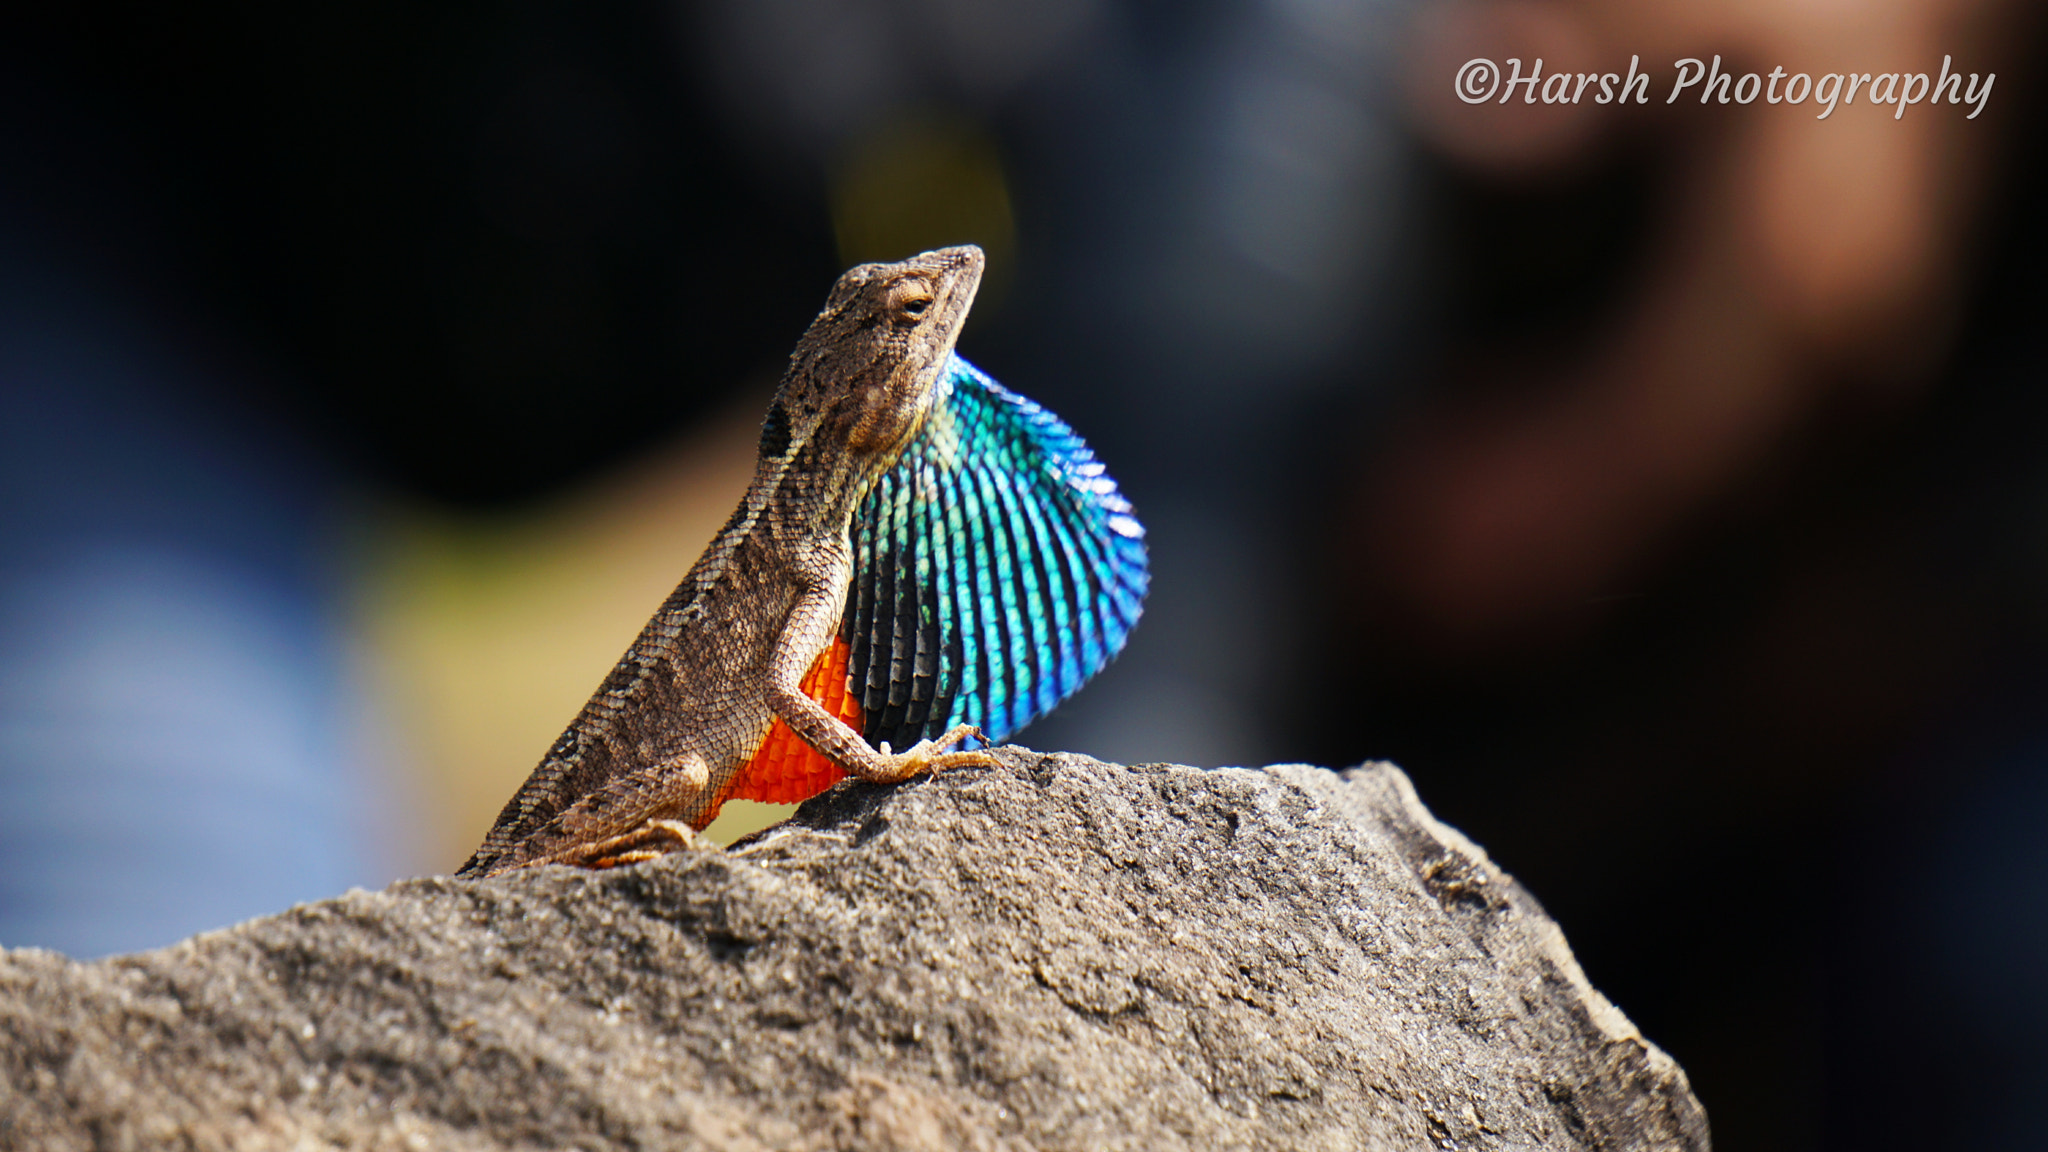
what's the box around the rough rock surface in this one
[0,751,1709,1151]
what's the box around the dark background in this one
[3,3,2044,1148]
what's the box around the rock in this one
[0,751,1709,1151]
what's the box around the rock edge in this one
[0,751,1709,1151]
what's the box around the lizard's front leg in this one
[769,575,997,782]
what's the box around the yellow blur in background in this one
[353,397,790,869]
[832,112,1015,298]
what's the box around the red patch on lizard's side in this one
[715,638,861,819]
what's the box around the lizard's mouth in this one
[921,244,986,314]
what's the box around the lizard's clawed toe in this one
[867,725,998,781]
[559,819,704,870]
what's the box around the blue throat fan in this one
[843,354,1148,752]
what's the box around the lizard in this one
[458,245,1148,878]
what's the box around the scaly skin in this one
[459,246,996,878]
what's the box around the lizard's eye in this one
[900,295,932,318]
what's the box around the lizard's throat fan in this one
[844,354,1148,752]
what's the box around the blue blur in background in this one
[0,236,389,958]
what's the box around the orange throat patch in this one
[712,638,863,823]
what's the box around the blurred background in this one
[1,1,2041,1147]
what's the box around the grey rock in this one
[0,751,1709,1151]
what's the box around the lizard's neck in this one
[745,424,900,558]
[759,378,946,544]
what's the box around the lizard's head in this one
[768,245,984,465]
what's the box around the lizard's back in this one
[457,509,811,875]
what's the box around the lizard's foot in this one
[864,725,999,783]
[558,819,704,870]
